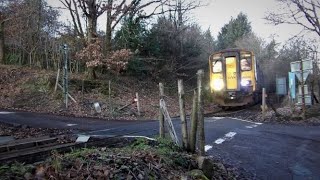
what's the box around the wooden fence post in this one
[159,83,165,138]
[262,88,266,120]
[189,90,198,153]
[54,68,60,92]
[178,79,188,149]
[81,79,84,96]
[197,69,205,156]
[136,92,141,116]
[109,80,112,114]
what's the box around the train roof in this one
[211,48,253,54]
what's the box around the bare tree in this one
[0,0,16,64]
[60,0,108,44]
[105,0,204,53]
[0,17,8,64]
[59,0,85,40]
[265,0,320,37]
[78,0,108,43]
[105,0,167,53]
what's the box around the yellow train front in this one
[209,49,262,107]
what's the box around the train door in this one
[225,57,238,90]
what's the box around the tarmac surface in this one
[0,110,319,179]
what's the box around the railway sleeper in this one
[0,137,58,153]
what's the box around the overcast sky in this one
[48,0,319,45]
[193,0,319,44]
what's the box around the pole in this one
[262,88,266,120]
[159,83,165,138]
[54,68,60,92]
[63,44,68,109]
[189,90,198,153]
[178,79,188,149]
[109,80,112,113]
[136,92,141,116]
[300,59,306,119]
[82,79,84,101]
[197,69,205,156]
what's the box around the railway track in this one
[204,104,261,117]
[0,136,134,164]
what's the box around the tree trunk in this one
[105,0,113,54]
[87,17,97,43]
[0,22,5,64]
[87,67,96,79]
[177,0,183,57]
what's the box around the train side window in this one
[213,61,222,73]
[241,58,251,71]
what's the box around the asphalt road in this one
[0,110,319,180]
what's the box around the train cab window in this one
[240,58,251,71]
[213,61,222,73]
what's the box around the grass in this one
[0,162,34,180]
[0,138,195,179]
[20,75,51,93]
[128,137,191,168]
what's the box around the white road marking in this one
[214,131,237,144]
[225,132,237,138]
[205,145,213,151]
[245,124,258,129]
[0,112,15,115]
[88,128,116,133]
[230,117,263,125]
[123,135,156,141]
[205,117,225,123]
[215,138,225,144]
[210,117,225,120]
[66,123,77,127]
[205,119,218,123]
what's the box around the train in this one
[209,48,263,108]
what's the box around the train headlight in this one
[241,79,251,86]
[211,79,224,91]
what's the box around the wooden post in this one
[136,92,141,116]
[197,69,205,156]
[159,83,165,138]
[178,79,188,149]
[189,90,198,153]
[300,59,306,120]
[54,68,60,92]
[57,84,77,103]
[109,80,112,113]
[262,88,266,120]
[81,79,84,100]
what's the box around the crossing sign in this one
[290,60,313,83]
[294,70,311,83]
[290,60,313,72]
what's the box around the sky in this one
[192,0,318,44]
[47,0,319,45]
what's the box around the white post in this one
[136,92,141,116]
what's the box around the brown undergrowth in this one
[0,138,241,180]
[0,65,207,120]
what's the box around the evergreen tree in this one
[217,12,252,50]
[114,17,148,53]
